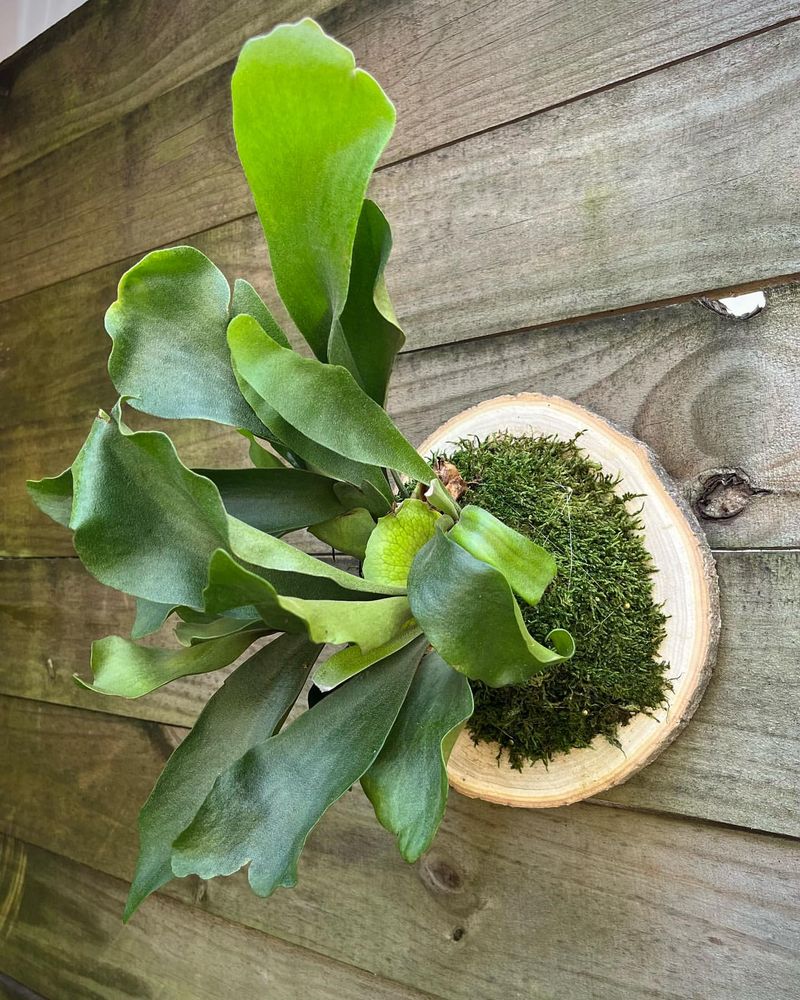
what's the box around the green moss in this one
[446,433,670,770]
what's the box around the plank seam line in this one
[382,13,800,172]
[0,836,445,1000]
[1,690,798,843]
[1,15,799,308]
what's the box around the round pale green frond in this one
[408,528,575,687]
[362,498,440,588]
[125,634,322,921]
[170,635,428,897]
[449,504,557,606]
[106,246,268,435]
[232,19,395,360]
[228,314,432,483]
[361,651,473,862]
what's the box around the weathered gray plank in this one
[5,272,797,556]
[1,550,797,837]
[0,696,798,1000]
[0,0,336,177]
[3,0,792,180]
[0,835,433,1000]
[596,549,800,833]
[2,17,799,316]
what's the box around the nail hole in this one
[698,291,766,320]
[452,926,465,942]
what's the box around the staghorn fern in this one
[28,19,574,921]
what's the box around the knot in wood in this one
[692,468,771,521]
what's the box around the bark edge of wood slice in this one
[418,393,720,809]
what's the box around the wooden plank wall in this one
[1,1,798,997]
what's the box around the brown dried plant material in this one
[434,457,468,502]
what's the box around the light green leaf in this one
[449,504,557,606]
[231,278,290,349]
[228,314,432,483]
[362,650,473,862]
[408,528,575,687]
[362,498,440,587]
[232,19,394,359]
[308,507,375,560]
[205,550,412,652]
[27,467,73,527]
[228,516,404,597]
[171,635,428,896]
[106,247,265,435]
[77,631,261,699]
[422,477,461,520]
[174,617,264,646]
[70,406,230,607]
[314,621,423,690]
[124,633,321,921]
[232,349,393,508]
[196,467,350,535]
[238,430,286,469]
[328,200,404,405]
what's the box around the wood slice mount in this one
[419,394,720,809]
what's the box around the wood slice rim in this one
[418,394,720,809]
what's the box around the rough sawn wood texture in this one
[0,1,798,998]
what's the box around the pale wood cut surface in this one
[5,278,798,556]
[2,18,800,315]
[2,550,796,837]
[0,835,433,1000]
[421,394,718,808]
[1,695,798,1000]
[2,0,792,178]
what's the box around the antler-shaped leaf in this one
[170,635,427,896]
[124,633,322,921]
[232,19,395,361]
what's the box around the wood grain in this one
[0,697,798,1000]
[5,275,798,556]
[2,548,795,833]
[3,17,800,313]
[421,394,719,808]
[0,835,432,1000]
[1,0,793,181]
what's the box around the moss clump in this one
[447,433,669,769]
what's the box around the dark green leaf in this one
[232,19,394,359]
[124,633,321,920]
[228,314,432,483]
[170,635,427,896]
[362,650,473,862]
[408,528,575,687]
[77,630,261,698]
[27,467,73,528]
[196,467,350,535]
[328,200,404,405]
[106,247,265,435]
[70,406,229,607]
[132,599,176,639]
[449,504,557,605]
